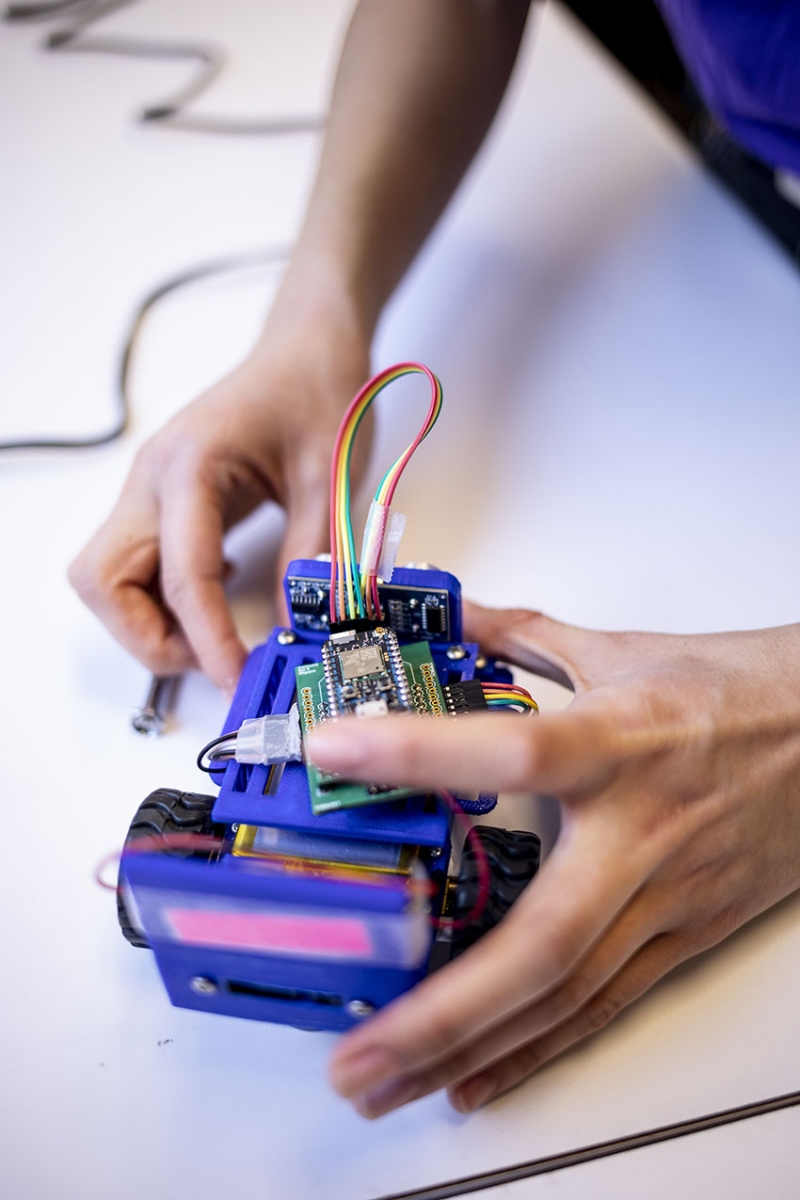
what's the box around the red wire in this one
[329,374,373,621]
[95,832,227,889]
[381,363,440,506]
[483,682,532,694]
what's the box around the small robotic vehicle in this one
[117,367,541,1032]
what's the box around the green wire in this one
[340,369,443,619]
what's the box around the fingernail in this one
[452,1075,497,1113]
[330,1046,398,1097]
[307,727,363,772]
[353,1075,421,1119]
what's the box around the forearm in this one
[276,0,534,337]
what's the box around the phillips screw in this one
[131,675,178,738]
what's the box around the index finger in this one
[308,703,621,796]
[159,474,247,693]
[69,486,197,676]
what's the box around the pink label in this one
[165,907,373,958]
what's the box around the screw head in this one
[474,654,487,670]
[131,707,164,738]
[190,976,218,996]
[345,999,375,1019]
[277,630,297,645]
[446,645,468,661]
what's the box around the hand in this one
[308,601,800,1117]
[69,303,370,693]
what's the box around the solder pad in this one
[296,639,445,814]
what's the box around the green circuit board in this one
[296,639,445,815]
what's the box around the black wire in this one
[0,245,289,452]
[2,0,326,135]
[196,731,238,774]
[374,1088,800,1200]
[0,0,313,451]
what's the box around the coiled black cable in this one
[0,246,289,451]
[3,0,325,134]
[0,0,320,450]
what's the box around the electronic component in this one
[232,824,418,877]
[297,637,446,814]
[320,626,412,719]
[339,644,385,681]
[287,573,453,642]
[443,679,489,715]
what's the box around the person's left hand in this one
[308,601,800,1118]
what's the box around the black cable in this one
[196,730,238,774]
[2,0,326,135]
[0,0,313,450]
[374,1087,800,1200]
[0,244,289,452]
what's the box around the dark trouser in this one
[561,0,800,264]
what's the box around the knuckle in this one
[552,972,593,1020]
[414,1008,467,1062]
[160,568,191,610]
[152,424,205,476]
[584,989,625,1032]
[510,1040,545,1081]
[527,921,582,985]
[67,551,104,606]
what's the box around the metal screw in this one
[131,675,178,737]
[277,630,297,645]
[190,976,218,996]
[346,999,375,1019]
[475,654,487,670]
[446,645,468,661]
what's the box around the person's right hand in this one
[69,307,371,694]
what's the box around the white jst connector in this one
[233,705,302,765]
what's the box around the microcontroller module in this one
[296,632,446,814]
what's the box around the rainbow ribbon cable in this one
[329,362,443,624]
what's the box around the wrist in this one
[243,261,372,410]
[265,243,377,347]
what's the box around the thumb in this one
[464,601,600,693]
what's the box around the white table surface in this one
[3,3,800,1198]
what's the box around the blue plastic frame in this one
[120,561,509,1031]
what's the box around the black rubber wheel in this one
[117,788,220,949]
[450,826,541,957]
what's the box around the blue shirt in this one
[656,1,800,173]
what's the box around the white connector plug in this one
[233,704,302,765]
